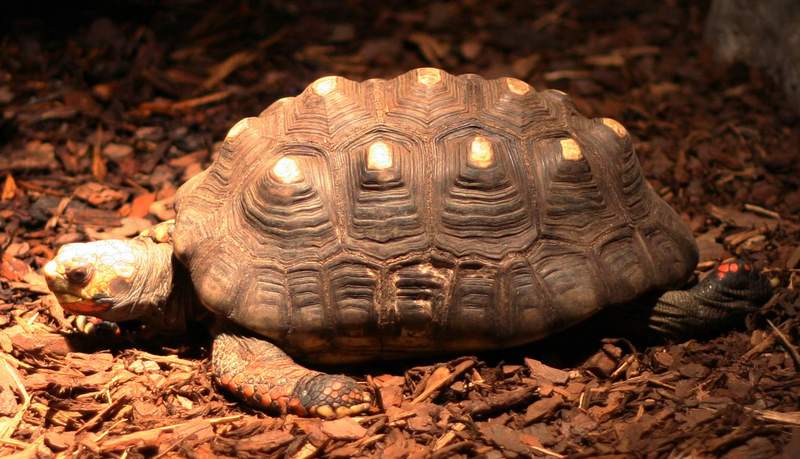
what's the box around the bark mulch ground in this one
[1,1,799,457]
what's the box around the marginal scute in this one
[500,258,555,341]
[191,244,243,318]
[529,242,604,325]
[327,258,380,343]
[389,263,452,339]
[234,263,288,339]
[285,262,327,349]
[595,231,649,304]
[447,266,498,339]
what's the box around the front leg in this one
[211,332,375,418]
[74,315,121,336]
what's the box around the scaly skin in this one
[649,260,773,337]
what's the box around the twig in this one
[530,445,567,458]
[744,203,781,220]
[412,358,475,404]
[767,319,800,370]
[747,408,800,426]
[0,437,30,449]
[153,422,213,459]
[0,358,30,440]
[97,414,243,451]
[76,395,130,433]
[129,350,197,369]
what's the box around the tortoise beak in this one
[59,297,111,314]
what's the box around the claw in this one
[73,315,120,336]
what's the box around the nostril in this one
[66,265,94,286]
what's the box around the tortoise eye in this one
[66,266,93,286]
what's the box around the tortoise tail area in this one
[211,328,375,418]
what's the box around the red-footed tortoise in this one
[44,68,771,418]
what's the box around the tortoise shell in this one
[172,68,698,363]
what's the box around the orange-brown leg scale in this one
[211,332,375,418]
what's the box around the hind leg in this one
[211,332,375,418]
[648,259,773,337]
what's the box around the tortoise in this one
[43,68,772,418]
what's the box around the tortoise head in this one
[44,238,174,322]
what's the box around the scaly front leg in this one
[211,332,376,418]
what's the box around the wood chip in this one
[321,417,367,441]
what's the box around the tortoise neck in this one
[155,260,202,333]
[117,239,176,323]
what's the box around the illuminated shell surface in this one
[172,68,697,363]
